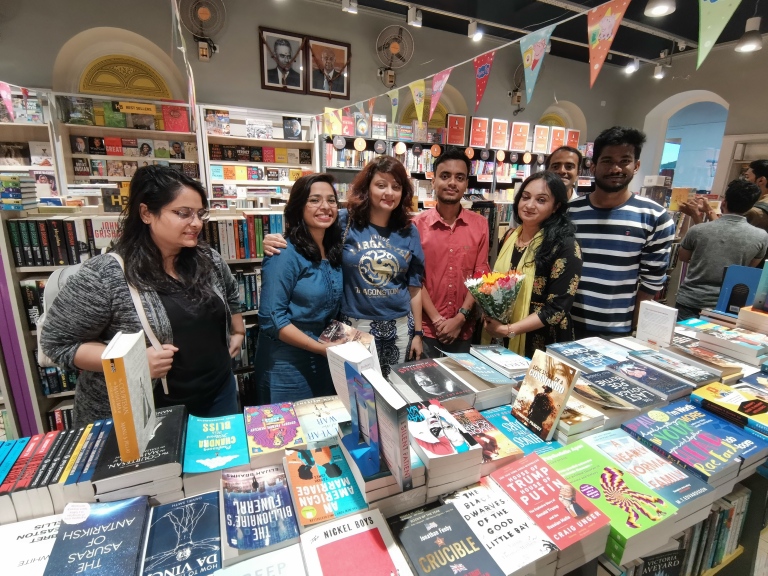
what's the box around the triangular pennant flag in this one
[333,108,342,124]
[0,82,14,122]
[429,68,452,122]
[355,101,365,114]
[386,88,399,123]
[697,0,742,68]
[368,97,377,115]
[409,79,426,124]
[520,25,556,103]
[473,51,496,112]
[587,0,631,88]
[343,106,352,118]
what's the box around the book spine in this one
[246,215,257,259]
[56,425,89,485]
[46,219,70,266]
[240,219,249,259]
[702,506,722,571]
[226,220,236,260]
[36,220,54,266]
[17,220,34,266]
[26,219,42,265]
[232,217,241,259]
[6,220,24,267]
[62,219,79,264]
[101,356,140,461]
[691,396,748,429]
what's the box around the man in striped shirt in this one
[568,126,674,338]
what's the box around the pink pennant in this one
[429,68,453,122]
[473,52,496,112]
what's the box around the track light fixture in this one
[644,0,676,17]
[407,5,422,27]
[653,64,665,79]
[468,20,483,41]
[735,17,762,52]
[625,58,640,74]
[342,0,358,14]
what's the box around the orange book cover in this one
[510,122,530,151]
[532,125,550,154]
[222,166,237,180]
[565,128,580,149]
[490,119,509,150]
[469,117,489,148]
[446,114,467,146]
[548,126,566,153]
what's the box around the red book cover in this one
[490,119,509,150]
[246,215,257,258]
[532,125,550,154]
[0,434,43,494]
[316,529,395,574]
[549,126,566,154]
[446,114,467,146]
[510,122,530,151]
[566,129,580,149]
[262,147,276,163]
[341,116,355,137]
[104,137,123,156]
[469,117,489,148]
[490,453,610,551]
[162,105,190,132]
[12,431,59,491]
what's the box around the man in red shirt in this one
[414,149,490,357]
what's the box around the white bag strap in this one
[108,253,169,395]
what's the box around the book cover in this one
[576,337,631,362]
[221,466,298,549]
[88,136,106,155]
[532,125,550,154]
[216,543,306,575]
[29,141,53,167]
[262,147,276,163]
[301,509,409,576]
[558,396,605,433]
[444,479,558,573]
[153,140,170,159]
[548,126,565,153]
[406,400,481,464]
[639,548,684,576]
[469,117,489,148]
[572,378,638,410]
[0,143,30,166]
[510,122,530,151]
[389,503,501,576]
[204,109,230,135]
[566,129,580,149]
[446,114,467,146]
[490,118,509,150]
[282,116,303,140]
[141,491,220,576]
[183,414,249,474]
[183,141,198,162]
[481,405,560,455]
[283,445,367,529]
[244,403,305,460]
[245,119,272,139]
[0,513,61,575]
[608,360,692,400]
[582,429,714,511]
[451,407,524,470]
[581,371,664,410]
[665,342,743,376]
[441,351,517,385]
[511,350,580,441]
[100,331,156,463]
[541,441,677,547]
[469,345,530,376]
[299,149,312,165]
[629,350,718,385]
[389,358,475,405]
[548,341,617,373]
[699,326,768,357]
[691,382,768,435]
[234,145,249,162]
[59,96,94,125]
[161,105,190,132]
[43,498,148,576]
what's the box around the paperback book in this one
[440,351,517,385]
[469,344,530,377]
[388,358,476,408]
[293,395,351,448]
[572,378,640,410]
[576,337,631,362]
[183,413,249,474]
[480,405,561,455]
[244,403,305,465]
[451,407,524,475]
[0,513,61,576]
[662,342,743,380]
[628,350,718,386]
[547,341,618,373]
[607,360,694,401]
[581,371,665,411]
[691,382,768,436]
[511,350,580,441]
[406,400,482,471]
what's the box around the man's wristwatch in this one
[458,307,471,320]
[413,330,423,337]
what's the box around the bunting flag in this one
[386,88,399,122]
[368,97,376,115]
[429,67,452,122]
[0,82,14,122]
[409,79,426,124]
[355,101,365,115]
[697,0,742,68]
[587,0,630,88]
[343,106,352,118]
[473,51,496,112]
[520,25,556,103]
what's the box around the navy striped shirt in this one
[568,194,674,333]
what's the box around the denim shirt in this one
[258,239,343,338]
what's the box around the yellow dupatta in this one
[488,226,542,355]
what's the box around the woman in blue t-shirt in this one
[265,156,425,377]
[255,173,344,402]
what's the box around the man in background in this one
[414,149,490,357]
[568,126,675,338]
[546,146,583,202]
[745,159,768,232]
[267,38,301,87]
[675,179,768,320]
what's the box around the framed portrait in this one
[259,27,306,93]
[306,36,351,100]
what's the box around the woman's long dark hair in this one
[346,155,413,231]
[112,165,215,302]
[284,173,343,266]
[513,171,576,271]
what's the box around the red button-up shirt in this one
[413,207,490,341]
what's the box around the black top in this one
[158,282,231,414]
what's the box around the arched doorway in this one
[537,100,587,145]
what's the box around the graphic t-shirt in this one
[340,210,425,321]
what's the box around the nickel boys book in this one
[511,350,580,441]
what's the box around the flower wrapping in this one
[465,271,525,324]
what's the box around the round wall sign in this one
[479,149,490,161]
[374,140,387,154]
[465,147,475,159]
[522,152,532,164]
[332,135,346,150]
[394,142,407,155]
[509,153,519,163]
[496,150,506,162]
[430,144,442,156]
[537,154,546,164]
[412,144,423,157]
[353,137,367,151]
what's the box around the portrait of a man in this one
[260,28,305,93]
[307,37,351,99]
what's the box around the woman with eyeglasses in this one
[254,173,343,403]
[41,166,244,426]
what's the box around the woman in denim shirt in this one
[255,174,344,403]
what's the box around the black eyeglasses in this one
[168,208,210,222]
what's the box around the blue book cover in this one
[222,465,299,549]
[547,342,616,373]
[621,400,768,483]
[141,491,220,576]
[738,372,768,389]
[76,419,114,485]
[582,428,714,510]
[63,421,104,486]
[480,405,561,455]
[607,361,692,399]
[183,414,250,474]
[0,441,14,469]
[210,165,224,180]
[628,349,717,385]
[441,351,517,385]
[582,370,663,410]
[0,438,29,485]
[43,496,150,576]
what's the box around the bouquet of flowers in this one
[465,271,525,324]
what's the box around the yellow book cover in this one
[154,111,165,131]
[234,165,248,181]
[275,148,288,163]
[289,169,303,181]
[57,424,93,484]
[101,331,156,463]
[669,187,694,211]
[94,106,106,126]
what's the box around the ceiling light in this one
[644,0,676,17]
[625,58,639,74]
[468,20,483,41]
[407,5,422,27]
[735,17,763,52]
[653,64,665,79]
[342,0,358,13]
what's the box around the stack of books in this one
[554,395,606,444]
[1,173,37,211]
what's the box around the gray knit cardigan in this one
[40,249,243,427]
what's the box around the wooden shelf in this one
[71,154,198,164]
[700,545,743,576]
[241,310,259,317]
[210,160,305,168]
[226,258,263,264]
[0,122,48,128]
[0,165,51,171]
[210,180,292,186]
[45,390,75,399]
[325,166,366,171]
[62,124,196,139]
[207,134,312,146]
[16,265,65,273]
